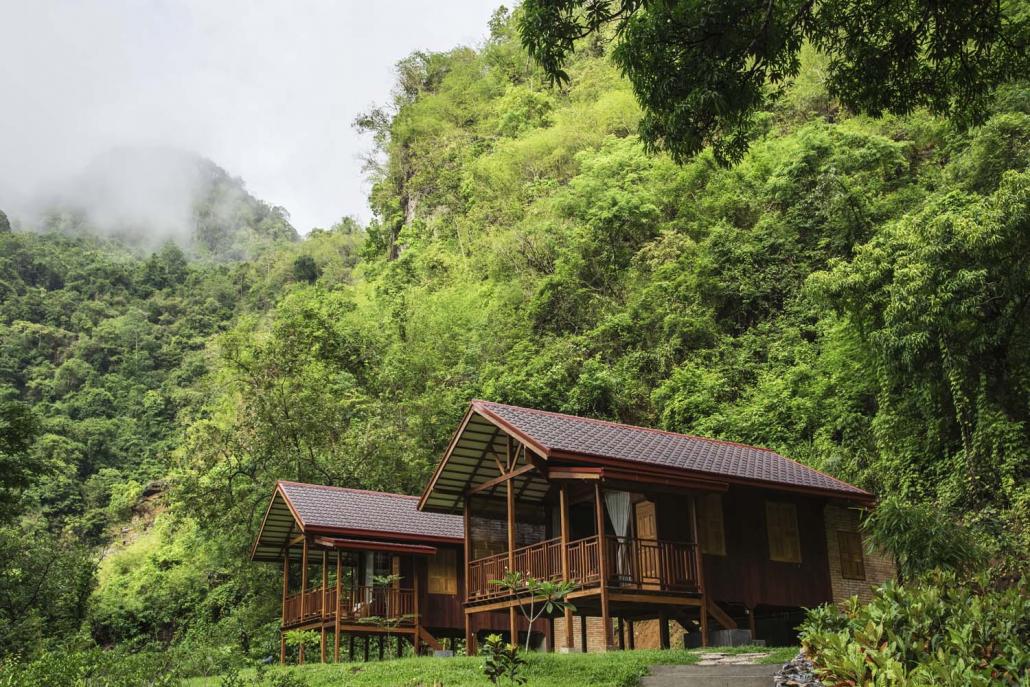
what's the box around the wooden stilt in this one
[349,634,355,662]
[594,483,613,651]
[688,495,708,648]
[748,606,757,640]
[320,627,326,664]
[414,561,422,656]
[463,498,476,656]
[506,446,518,648]
[659,610,670,650]
[280,553,289,664]
[363,636,369,662]
[547,616,555,652]
[580,615,588,653]
[334,551,341,662]
[627,620,635,650]
[559,484,573,652]
[618,618,625,650]
[378,635,385,660]
[397,635,403,658]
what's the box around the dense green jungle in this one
[0,6,1027,681]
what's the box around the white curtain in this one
[604,490,632,576]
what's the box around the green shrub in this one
[0,649,184,687]
[799,573,1030,686]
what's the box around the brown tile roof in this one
[472,400,871,499]
[279,481,463,541]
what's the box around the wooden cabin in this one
[251,481,521,663]
[418,400,894,652]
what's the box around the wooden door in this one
[634,500,660,589]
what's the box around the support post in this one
[559,483,573,651]
[618,618,625,650]
[748,606,757,641]
[594,482,613,650]
[580,615,587,653]
[280,553,289,664]
[349,634,355,662]
[378,635,385,660]
[506,441,518,646]
[627,620,635,650]
[463,497,476,655]
[299,537,308,664]
[334,551,342,662]
[658,610,670,650]
[688,495,709,647]
[363,636,369,662]
[414,559,422,656]
[321,551,328,662]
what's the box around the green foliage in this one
[799,574,1030,686]
[862,497,983,582]
[0,649,185,687]
[519,0,1029,163]
[489,571,577,651]
[482,634,527,686]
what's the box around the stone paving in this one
[640,652,778,687]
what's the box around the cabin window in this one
[428,549,458,595]
[696,494,726,556]
[766,501,802,563]
[837,530,866,580]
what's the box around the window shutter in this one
[766,502,802,563]
[697,494,726,556]
[428,549,457,595]
[837,530,866,580]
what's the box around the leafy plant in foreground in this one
[490,571,577,651]
[482,633,527,686]
[799,572,1030,686]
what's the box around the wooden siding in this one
[698,486,832,609]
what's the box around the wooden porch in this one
[466,534,700,602]
[282,584,416,629]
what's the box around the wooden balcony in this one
[283,585,415,628]
[467,535,700,602]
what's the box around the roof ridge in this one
[277,480,422,501]
[472,400,866,495]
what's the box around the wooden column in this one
[320,551,328,662]
[559,484,573,651]
[594,482,613,651]
[580,615,588,653]
[506,442,518,646]
[688,495,709,647]
[349,634,355,662]
[379,636,385,660]
[363,636,369,662]
[618,618,625,650]
[280,553,289,664]
[413,559,422,656]
[397,635,403,658]
[463,497,476,655]
[627,620,635,650]
[299,537,308,664]
[334,551,342,662]
[658,609,670,650]
[748,607,757,641]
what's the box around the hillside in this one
[1,5,1027,673]
[8,147,299,260]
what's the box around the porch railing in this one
[466,535,699,600]
[282,585,415,628]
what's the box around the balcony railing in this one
[466,535,699,601]
[283,585,415,628]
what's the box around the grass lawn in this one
[187,646,795,687]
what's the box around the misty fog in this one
[0,0,500,240]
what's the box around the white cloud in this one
[0,0,501,233]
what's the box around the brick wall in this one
[823,505,895,604]
[552,616,690,652]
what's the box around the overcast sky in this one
[0,0,502,233]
